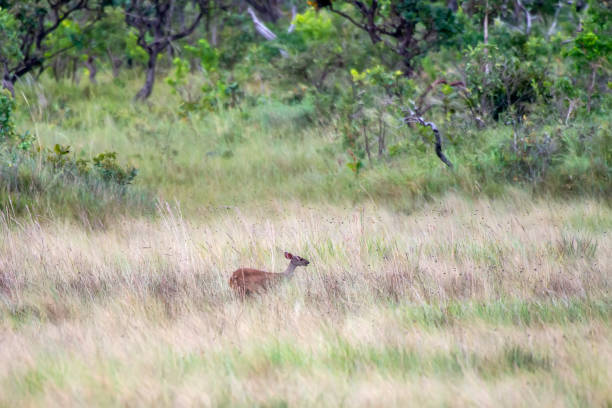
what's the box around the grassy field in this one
[1,76,610,407]
[1,194,610,406]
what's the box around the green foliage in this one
[213,13,256,70]
[124,29,149,63]
[0,146,150,221]
[272,8,377,104]
[395,0,461,45]
[165,58,190,94]
[47,143,71,168]
[0,0,110,87]
[44,19,85,59]
[464,42,550,120]
[346,149,363,176]
[493,128,558,183]
[44,144,137,186]
[92,152,137,185]
[565,5,612,68]
[560,3,612,113]
[309,0,462,70]
[165,47,243,115]
[0,90,16,141]
[294,10,335,42]
[470,118,611,195]
[44,143,136,186]
[185,39,219,72]
[1,90,144,220]
[340,65,416,166]
[0,6,22,65]
[1,0,610,215]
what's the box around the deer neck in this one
[283,262,297,279]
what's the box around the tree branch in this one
[328,5,367,32]
[404,112,454,168]
[168,4,207,42]
[246,6,288,57]
[287,5,297,33]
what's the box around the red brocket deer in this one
[229,252,310,297]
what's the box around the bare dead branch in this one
[404,112,454,168]
[246,6,288,57]
[247,6,278,41]
[287,5,297,33]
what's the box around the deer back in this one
[229,268,285,295]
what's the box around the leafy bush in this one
[165,39,244,115]
[464,43,550,121]
[0,147,150,221]
[1,93,147,220]
[0,90,16,141]
[469,117,611,195]
[92,152,138,185]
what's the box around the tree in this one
[309,0,461,73]
[123,0,210,100]
[564,1,612,113]
[0,0,105,95]
[0,7,21,94]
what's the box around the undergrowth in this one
[1,88,152,223]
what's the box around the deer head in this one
[284,251,310,266]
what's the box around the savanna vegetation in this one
[0,0,610,406]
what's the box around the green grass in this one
[2,304,607,406]
[10,73,611,217]
[396,299,611,328]
[0,146,153,222]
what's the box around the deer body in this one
[229,252,309,296]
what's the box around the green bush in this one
[0,147,151,221]
[467,117,611,196]
[0,90,16,141]
[1,92,148,221]
[464,43,550,121]
[92,152,138,185]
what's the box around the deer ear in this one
[284,252,293,259]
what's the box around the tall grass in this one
[0,195,610,406]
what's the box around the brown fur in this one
[229,268,285,297]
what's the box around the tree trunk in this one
[107,49,123,78]
[481,1,490,115]
[52,58,62,81]
[1,76,15,97]
[483,1,489,74]
[112,60,122,78]
[363,123,372,164]
[378,116,385,157]
[586,65,597,113]
[210,18,218,46]
[135,52,158,100]
[84,55,98,84]
[71,57,80,84]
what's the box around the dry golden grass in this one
[0,193,610,407]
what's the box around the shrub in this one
[0,147,151,221]
[92,152,137,185]
[0,90,16,141]
[1,93,147,220]
[464,43,550,121]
